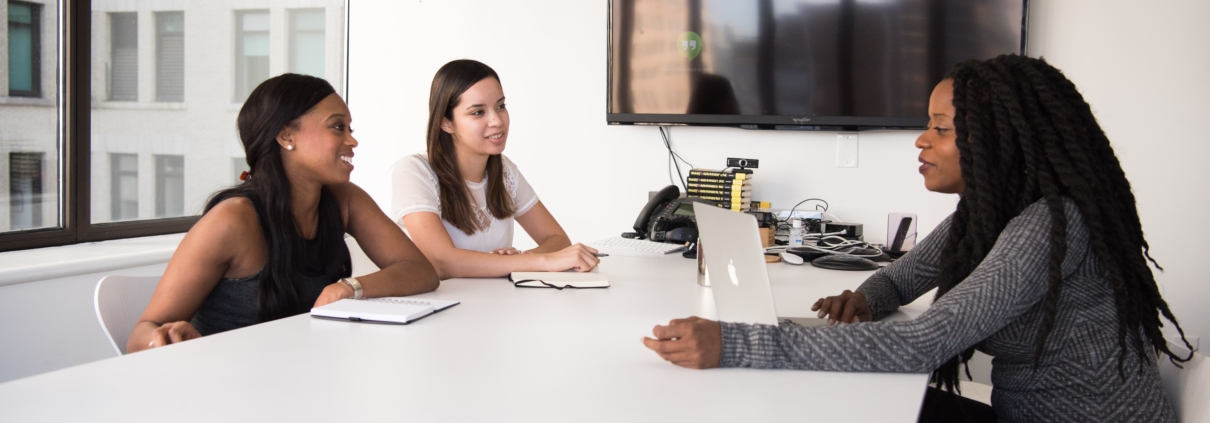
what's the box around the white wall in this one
[346,1,958,250]
[349,0,1209,350]
[1026,0,1210,345]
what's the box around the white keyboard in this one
[590,237,688,255]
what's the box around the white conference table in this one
[0,252,931,422]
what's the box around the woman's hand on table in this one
[642,316,722,369]
[812,289,872,325]
[145,321,201,349]
[541,243,600,272]
[313,281,355,308]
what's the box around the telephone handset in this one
[630,185,705,243]
[632,185,681,238]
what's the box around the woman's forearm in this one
[525,233,571,254]
[431,241,599,278]
[359,257,441,297]
[429,247,566,279]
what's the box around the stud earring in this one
[286,145,294,151]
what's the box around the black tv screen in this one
[608,0,1027,130]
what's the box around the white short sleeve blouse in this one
[390,153,539,253]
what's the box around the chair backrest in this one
[1159,341,1209,422]
[93,275,161,356]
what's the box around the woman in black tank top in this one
[127,74,440,351]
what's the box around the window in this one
[155,155,184,218]
[0,0,57,238]
[9,152,43,230]
[109,12,138,101]
[110,154,138,221]
[0,1,346,252]
[155,12,185,103]
[289,9,325,78]
[235,10,270,102]
[7,1,41,97]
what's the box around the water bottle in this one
[789,218,804,247]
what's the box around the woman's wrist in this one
[336,279,358,298]
[349,277,364,299]
[534,252,553,271]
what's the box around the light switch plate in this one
[837,133,858,168]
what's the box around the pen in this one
[594,253,610,257]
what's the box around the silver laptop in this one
[693,203,826,328]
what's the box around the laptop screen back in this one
[693,203,780,326]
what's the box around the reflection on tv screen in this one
[609,0,1023,126]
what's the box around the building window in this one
[110,154,138,221]
[235,10,269,102]
[9,152,43,230]
[109,12,138,101]
[155,155,184,218]
[155,11,185,102]
[289,9,325,78]
[7,1,41,97]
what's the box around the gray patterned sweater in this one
[720,198,1174,422]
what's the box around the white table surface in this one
[0,253,931,422]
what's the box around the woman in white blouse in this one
[390,59,599,278]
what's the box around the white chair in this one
[93,275,160,356]
[1160,341,1209,422]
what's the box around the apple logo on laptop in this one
[728,259,739,286]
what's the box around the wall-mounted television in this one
[607,0,1027,130]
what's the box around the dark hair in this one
[931,55,1192,394]
[205,73,351,323]
[425,59,514,235]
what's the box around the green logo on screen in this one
[678,31,702,60]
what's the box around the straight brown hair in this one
[426,59,515,235]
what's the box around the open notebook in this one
[310,297,460,324]
[509,267,609,289]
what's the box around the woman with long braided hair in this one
[642,55,1192,422]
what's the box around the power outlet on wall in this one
[836,133,859,168]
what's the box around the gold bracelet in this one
[340,277,363,300]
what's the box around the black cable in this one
[661,127,685,189]
[660,126,694,168]
[667,152,677,188]
[660,126,692,191]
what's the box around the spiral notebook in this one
[310,297,460,324]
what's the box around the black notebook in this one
[310,297,459,324]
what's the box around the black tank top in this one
[190,190,351,336]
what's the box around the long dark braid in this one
[929,55,1192,395]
